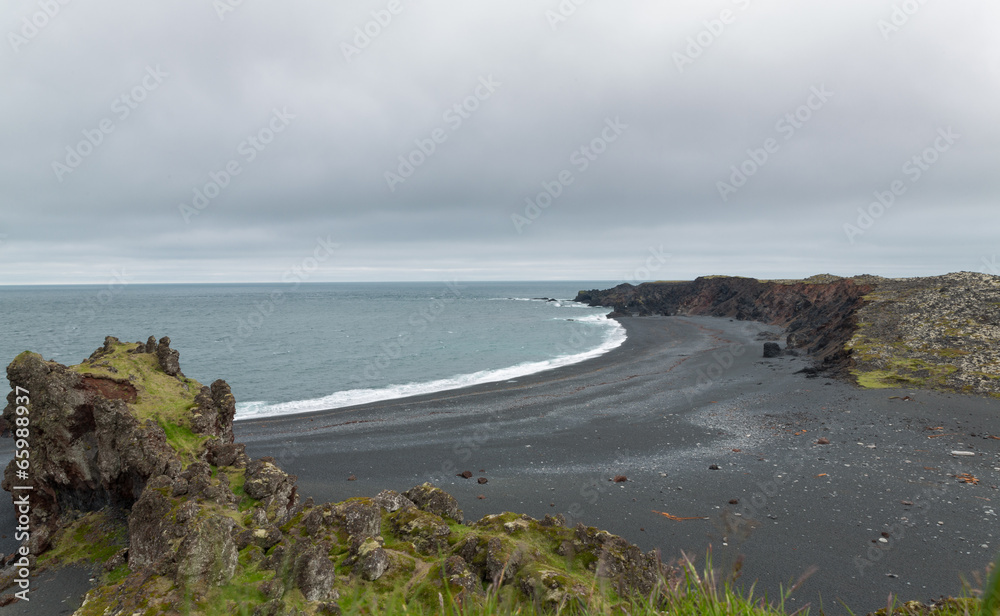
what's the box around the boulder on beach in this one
[763,342,782,358]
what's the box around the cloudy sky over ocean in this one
[1,1,997,284]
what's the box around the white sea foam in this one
[235,314,626,421]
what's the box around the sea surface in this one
[0,282,624,420]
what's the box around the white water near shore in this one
[234,314,625,419]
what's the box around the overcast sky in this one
[1,1,997,284]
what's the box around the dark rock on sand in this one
[763,342,782,358]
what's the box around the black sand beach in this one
[4,315,1000,613]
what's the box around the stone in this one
[373,490,414,513]
[155,336,183,377]
[389,507,451,554]
[293,545,337,602]
[127,476,176,571]
[353,537,390,581]
[244,457,299,524]
[763,342,782,358]
[404,483,463,523]
[334,499,381,543]
[175,515,238,587]
[444,555,484,596]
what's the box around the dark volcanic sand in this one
[4,316,1000,613]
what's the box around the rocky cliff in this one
[576,275,875,374]
[576,272,1000,395]
[0,337,667,614]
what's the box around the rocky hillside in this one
[576,275,875,374]
[0,337,666,615]
[576,272,1000,396]
[846,271,1000,396]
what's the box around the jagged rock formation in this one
[0,337,671,614]
[576,275,874,374]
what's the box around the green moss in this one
[38,511,127,568]
[66,339,213,467]
[160,419,209,465]
[934,348,971,359]
[69,346,200,420]
[105,563,131,585]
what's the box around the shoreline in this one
[234,315,1000,613]
[233,310,627,422]
[3,315,1000,613]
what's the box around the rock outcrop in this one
[0,337,675,614]
[576,275,874,375]
[577,272,1000,395]
[845,272,1000,395]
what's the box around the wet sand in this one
[4,315,1000,612]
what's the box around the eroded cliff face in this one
[0,337,670,614]
[0,336,230,555]
[576,276,875,374]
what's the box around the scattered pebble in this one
[457,471,473,479]
[612,475,628,483]
[816,438,830,445]
[477,477,488,484]
[709,464,720,470]
[729,499,739,505]
[347,475,357,481]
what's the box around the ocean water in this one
[0,282,624,420]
